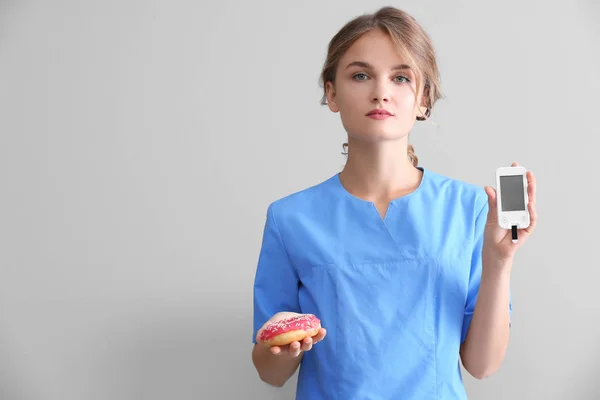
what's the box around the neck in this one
[339,136,422,202]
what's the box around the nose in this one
[372,95,389,103]
[371,82,390,103]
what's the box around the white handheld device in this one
[496,166,530,242]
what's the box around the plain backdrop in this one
[1,0,599,399]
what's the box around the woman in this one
[251,6,537,399]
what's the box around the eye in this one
[394,75,410,83]
[352,73,369,81]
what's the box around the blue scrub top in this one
[252,167,512,399]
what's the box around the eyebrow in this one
[345,61,411,71]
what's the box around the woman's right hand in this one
[259,312,327,358]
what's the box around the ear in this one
[416,91,429,119]
[325,82,339,113]
[416,80,430,118]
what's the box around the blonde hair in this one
[319,7,443,166]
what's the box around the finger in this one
[527,171,536,205]
[525,198,537,234]
[288,341,300,354]
[288,341,302,357]
[511,161,519,167]
[270,345,282,355]
[301,337,313,352]
[484,186,497,222]
[312,328,327,343]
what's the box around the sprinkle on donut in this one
[258,314,321,343]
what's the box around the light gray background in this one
[1,1,598,399]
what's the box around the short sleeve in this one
[461,196,513,343]
[252,203,301,343]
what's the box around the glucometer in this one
[495,166,530,243]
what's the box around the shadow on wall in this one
[560,342,600,400]
[0,334,40,400]
[0,374,35,400]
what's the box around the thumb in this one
[484,186,497,222]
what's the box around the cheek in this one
[337,84,367,107]
[396,88,419,112]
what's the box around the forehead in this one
[340,29,406,69]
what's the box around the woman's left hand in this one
[483,162,537,261]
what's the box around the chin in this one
[342,117,410,142]
[351,127,408,143]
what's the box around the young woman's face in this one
[326,29,427,144]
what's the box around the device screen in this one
[500,175,526,211]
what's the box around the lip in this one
[366,109,393,117]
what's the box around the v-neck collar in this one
[328,166,427,222]
[331,166,427,205]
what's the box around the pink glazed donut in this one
[257,314,321,347]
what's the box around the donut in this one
[257,314,321,347]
